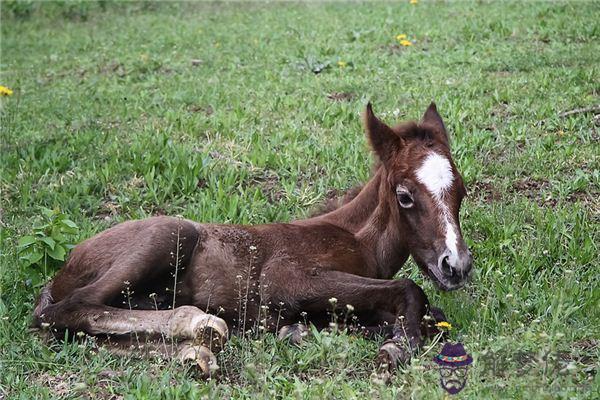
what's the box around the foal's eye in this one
[396,186,414,208]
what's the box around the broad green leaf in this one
[40,207,55,218]
[60,219,78,230]
[17,236,37,248]
[46,244,66,261]
[33,224,50,232]
[40,236,56,250]
[30,251,44,264]
[51,227,66,242]
[20,251,44,266]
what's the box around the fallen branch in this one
[558,105,600,118]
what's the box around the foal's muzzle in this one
[438,250,473,287]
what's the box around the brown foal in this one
[33,102,473,376]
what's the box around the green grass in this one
[1,1,599,398]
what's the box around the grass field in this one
[1,1,599,398]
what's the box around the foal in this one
[33,103,473,376]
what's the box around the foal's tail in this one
[32,283,54,328]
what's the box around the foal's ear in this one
[364,103,400,165]
[422,102,449,144]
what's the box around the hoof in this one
[170,307,229,352]
[376,340,410,374]
[278,323,308,345]
[190,315,228,352]
[178,344,219,378]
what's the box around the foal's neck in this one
[317,167,409,278]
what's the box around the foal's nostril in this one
[464,258,473,276]
[441,256,454,277]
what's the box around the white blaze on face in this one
[415,152,459,261]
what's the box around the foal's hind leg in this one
[39,301,228,375]
[35,218,228,375]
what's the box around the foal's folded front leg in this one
[374,281,429,372]
[269,269,431,371]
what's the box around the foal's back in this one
[44,214,371,314]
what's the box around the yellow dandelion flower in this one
[410,0,419,4]
[396,34,407,41]
[0,86,14,96]
[337,61,347,68]
[435,321,452,330]
[399,39,413,47]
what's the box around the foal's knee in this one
[396,279,429,314]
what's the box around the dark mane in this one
[310,185,364,217]
[310,158,383,217]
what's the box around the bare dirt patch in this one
[511,177,599,212]
[511,177,554,206]
[491,101,513,121]
[99,61,127,77]
[187,104,214,116]
[327,92,354,102]
[513,177,550,195]
[567,190,600,215]
[249,170,284,204]
[471,180,502,203]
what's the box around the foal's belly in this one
[181,221,375,325]
[182,223,265,324]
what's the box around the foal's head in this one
[364,103,473,290]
